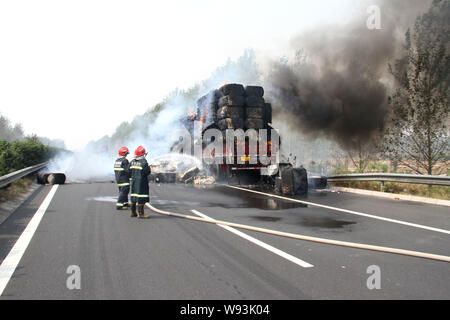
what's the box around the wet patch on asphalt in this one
[192,185,307,211]
[245,214,357,230]
[247,216,283,222]
[298,217,356,229]
[86,196,117,203]
[238,196,306,211]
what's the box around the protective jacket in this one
[114,156,131,208]
[129,156,151,204]
[114,156,130,186]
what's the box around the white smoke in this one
[144,95,191,158]
[43,36,357,182]
[46,91,197,182]
[46,145,115,183]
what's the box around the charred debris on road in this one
[36,172,66,185]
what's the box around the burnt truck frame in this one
[171,119,279,184]
[200,125,280,185]
[171,83,320,195]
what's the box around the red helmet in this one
[118,146,129,156]
[134,146,146,157]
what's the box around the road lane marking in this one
[191,209,314,268]
[225,185,450,235]
[0,185,59,296]
[146,202,450,263]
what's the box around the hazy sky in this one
[0,0,358,150]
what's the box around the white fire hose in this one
[145,202,450,263]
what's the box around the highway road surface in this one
[0,182,449,299]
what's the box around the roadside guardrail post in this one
[327,173,449,188]
[0,162,48,189]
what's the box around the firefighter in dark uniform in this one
[114,146,131,210]
[129,145,151,219]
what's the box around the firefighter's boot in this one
[117,202,129,211]
[130,203,137,217]
[137,204,150,219]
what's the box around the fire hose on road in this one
[145,202,450,263]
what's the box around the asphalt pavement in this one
[0,182,449,299]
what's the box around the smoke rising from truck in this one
[262,0,432,151]
[47,95,193,182]
[46,0,434,181]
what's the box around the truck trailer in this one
[172,83,311,195]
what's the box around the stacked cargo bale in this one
[195,83,273,131]
[216,83,246,130]
[264,102,272,125]
[196,89,221,129]
[244,86,273,129]
[244,85,266,130]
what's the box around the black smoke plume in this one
[264,0,432,151]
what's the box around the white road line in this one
[0,185,59,296]
[225,185,450,235]
[148,203,450,262]
[191,209,314,268]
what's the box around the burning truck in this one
[169,83,317,196]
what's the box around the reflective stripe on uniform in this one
[117,182,130,187]
[114,168,124,171]
[116,203,123,206]
[130,166,143,170]
[130,194,149,198]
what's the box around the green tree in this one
[0,138,58,176]
[0,114,25,142]
[386,0,450,175]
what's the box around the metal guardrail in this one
[0,162,48,189]
[327,173,450,190]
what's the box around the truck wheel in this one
[227,171,240,185]
[281,168,294,195]
[293,168,308,196]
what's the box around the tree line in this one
[0,114,65,176]
[385,0,449,175]
[0,137,63,176]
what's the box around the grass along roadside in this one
[331,181,450,201]
[0,176,35,203]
